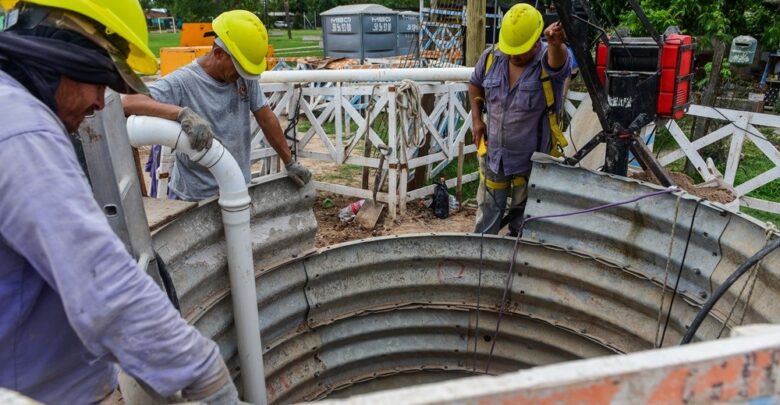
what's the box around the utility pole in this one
[285,0,292,40]
[466,0,486,67]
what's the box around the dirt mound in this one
[629,170,736,204]
[314,193,475,247]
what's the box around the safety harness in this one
[477,48,568,161]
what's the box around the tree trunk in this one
[465,0,487,67]
[685,38,727,177]
[285,0,292,40]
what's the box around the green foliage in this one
[151,0,419,24]
[695,60,731,90]
[598,0,780,50]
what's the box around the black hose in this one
[154,251,181,312]
[680,236,780,345]
[658,199,701,347]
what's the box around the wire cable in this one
[484,185,678,373]
[680,236,780,345]
[658,198,702,347]
[653,192,682,348]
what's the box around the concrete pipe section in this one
[152,158,780,403]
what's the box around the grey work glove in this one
[177,107,214,151]
[182,360,240,405]
[285,160,312,187]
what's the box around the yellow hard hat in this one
[212,10,268,79]
[1,0,157,92]
[497,3,543,55]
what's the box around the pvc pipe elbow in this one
[125,115,250,208]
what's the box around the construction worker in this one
[469,3,571,236]
[0,1,239,403]
[122,10,311,202]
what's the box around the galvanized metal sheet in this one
[707,211,780,334]
[524,158,730,306]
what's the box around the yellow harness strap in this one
[477,50,568,158]
[480,172,527,190]
[541,69,568,157]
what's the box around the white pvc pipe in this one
[260,67,474,84]
[126,115,266,405]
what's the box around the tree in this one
[154,0,264,22]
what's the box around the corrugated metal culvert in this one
[157,163,780,403]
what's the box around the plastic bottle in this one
[338,199,365,222]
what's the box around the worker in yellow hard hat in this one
[123,10,311,201]
[0,1,240,403]
[468,3,571,236]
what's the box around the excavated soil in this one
[314,193,475,247]
[629,170,736,204]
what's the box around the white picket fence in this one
[153,68,780,219]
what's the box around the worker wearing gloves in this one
[0,1,239,403]
[469,3,571,236]
[123,10,311,201]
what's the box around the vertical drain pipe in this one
[126,116,266,405]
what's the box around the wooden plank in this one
[301,99,340,161]
[740,196,780,215]
[724,116,748,185]
[456,142,464,202]
[313,181,390,202]
[688,104,780,127]
[132,147,148,197]
[406,172,479,200]
[298,103,335,151]
[388,89,398,219]
[568,91,588,101]
[408,152,446,169]
[250,147,279,160]
[746,123,780,167]
[734,166,780,196]
[660,120,713,180]
[465,0,486,66]
[342,95,389,153]
[659,123,736,165]
[342,94,389,160]
[143,197,197,232]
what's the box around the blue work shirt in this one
[0,71,222,404]
[470,44,571,176]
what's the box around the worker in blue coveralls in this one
[0,0,240,403]
[469,3,571,236]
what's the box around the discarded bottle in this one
[338,199,365,222]
[432,177,449,219]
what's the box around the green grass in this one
[147,29,324,59]
[268,29,323,58]
[148,32,181,58]
[321,164,363,184]
[653,123,780,227]
[436,155,480,201]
